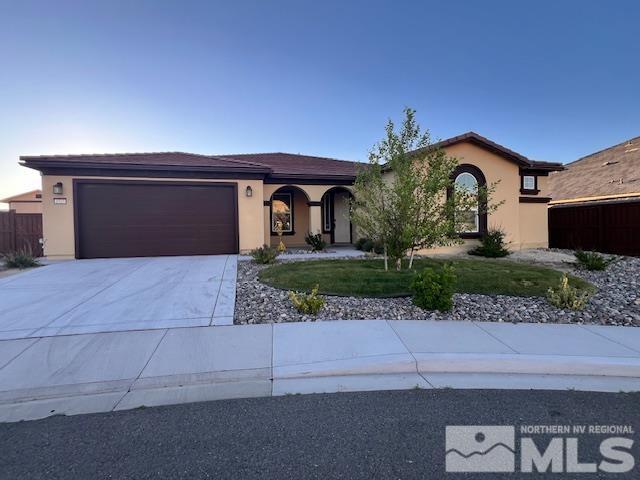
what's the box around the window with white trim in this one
[523,175,536,191]
[455,172,479,233]
[271,193,293,233]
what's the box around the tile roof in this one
[20,151,361,179]
[410,131,563,171]
[19,132,563,180]
[20,152,269,170]
[220,152,361,177]
[548,136,640,202]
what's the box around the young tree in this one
[351,107,500,271]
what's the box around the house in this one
[20,132,563,259]
[548,135,640,255]
[0,190,43,214]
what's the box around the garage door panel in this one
[75,182,238,259]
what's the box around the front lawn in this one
[258,258,593,298]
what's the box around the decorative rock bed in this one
[233,251,640,326]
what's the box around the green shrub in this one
[288,285,325,315]
[360,239,373,252]
[546,274,590,310]
[250,245,279,264]
[354,238,368,250]
[2,249,40,269]
[574,250,614,271]
[304,232,327,252]
[411,264,456,312]
[357,238,384,254]
[468,229,510,258]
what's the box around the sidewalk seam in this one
[0,337,43,371]
[577,325,640,355]
[385,321,434,388]
[112,328,169,411]
[209,255,229,325]
[472,322,520,354]
[270,324,275,396]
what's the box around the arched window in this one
[455,172,479,233]
[450,164,487,237]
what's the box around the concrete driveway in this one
[0,255,237,340]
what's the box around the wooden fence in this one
[0,211,43,256]
[549,200,640,256]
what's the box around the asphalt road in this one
[1,389,639,479]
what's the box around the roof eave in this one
[20,159,272,175]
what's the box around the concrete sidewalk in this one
[0,320,639,422]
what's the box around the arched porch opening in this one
[320,187,354,245]
[269,186,311,248]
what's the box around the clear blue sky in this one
[1,0,639,202]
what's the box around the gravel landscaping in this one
[234,250,640,326]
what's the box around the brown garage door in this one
[75,181,238,259]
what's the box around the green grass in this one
[258,258,594,298]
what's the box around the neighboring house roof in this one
[548,135,640,203]
[0,189,42,203]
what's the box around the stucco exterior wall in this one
[445,142,522,244]
[519,202,549,249]
[40,175,264,258]
[264,183,351,248]
[402,141,548,254]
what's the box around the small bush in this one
[250,245,279,264]
[354,238,368,250]
[411,264,456,312]
[305,232,327,252]
[546,274,590,310]
[360,239,373,252]
[468,229,510,258]
[574,250,614,271]
[371,241,384,254]
[2,249,40,269]
[288,285,325,315]
[357,238,384,254]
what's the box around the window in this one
[271,193,293,233]
[522,175,536,191]
[322,194,332,232]
[455,172,479,233]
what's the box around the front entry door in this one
[332,191,351,243]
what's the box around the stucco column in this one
[308,203,322,235]
[263,202,271,246]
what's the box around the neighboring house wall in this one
[40,175,264,258]
[8,201,42,214]
[1,190,43,214]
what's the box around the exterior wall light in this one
[245,186,253,197]
[53,182,63,195]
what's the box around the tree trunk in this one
[408,248,415,269]
[383,244,388,271]
[395,257,402,271]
